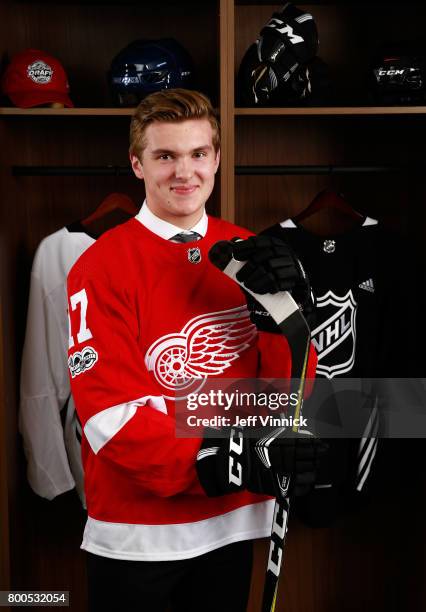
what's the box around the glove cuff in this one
[196,427,249,497]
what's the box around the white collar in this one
[135,200,208,240]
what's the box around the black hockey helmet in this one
[237,2,319,106]
[109,38,194,107]
[368,42,426,104]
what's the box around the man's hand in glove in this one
[197,426,327,499]
[231,235,315,331]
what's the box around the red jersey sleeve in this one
[67,266,201,498]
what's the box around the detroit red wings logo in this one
[144,305,257,399]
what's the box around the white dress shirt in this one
[135,200,208,239]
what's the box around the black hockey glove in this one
[253,3,318,104]
[196,426,327,499]
[231,235,315,332]
[258,4,318,67]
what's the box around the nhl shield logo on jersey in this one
[323,239,336,254]
[187,246,201,264]
[68,346,98,378]
[311,290,357,378]
[144,305,257,400]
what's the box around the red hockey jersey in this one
[67,214,317,560]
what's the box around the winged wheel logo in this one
[145,305,257,399]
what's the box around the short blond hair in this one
[129,88,220,160]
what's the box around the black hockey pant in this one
[87,539,253,612]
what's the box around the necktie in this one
[169,231,202,244]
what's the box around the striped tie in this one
[170,231,202,244]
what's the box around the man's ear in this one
[129,153,144,180]
[214,148,221,174]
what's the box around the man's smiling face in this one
[130,118,220,228]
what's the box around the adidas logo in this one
[359,278,375,293]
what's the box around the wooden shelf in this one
[2,106,426,118]
[235,106,426,116]
[235,0,421,4]
[0,108,134,116]
[0,106,222,117]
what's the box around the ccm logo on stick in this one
[267,502,287,577]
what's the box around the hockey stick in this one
[209,240,311,612]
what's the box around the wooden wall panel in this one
[220,0,235,221]
[0,0,13,594]
[235,115,426,240]
[0,294,10,592]
[0,117,24,602]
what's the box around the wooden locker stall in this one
[0,0,425,611]
[232,3,426,612]
[0,1,221,609]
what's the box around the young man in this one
[67,89,318,612]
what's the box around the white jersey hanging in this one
[19,222,95,504]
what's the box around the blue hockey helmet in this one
[109,38,194,106]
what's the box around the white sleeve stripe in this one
[356,439,378,492]
[279,218,297,229]
[84,395,168,455]
[362,216,379,226]
[197,447,220,460]
[357,416,379,475]
[358,398,379,455]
